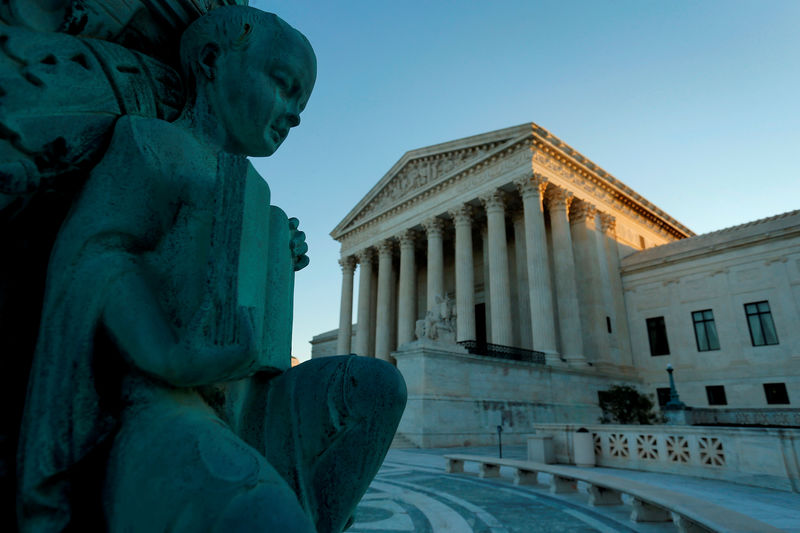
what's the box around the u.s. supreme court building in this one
[311,123,800,447]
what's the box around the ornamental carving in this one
[423,217,444,237]
[398,229,417,248]
[545,186,574,213]
[338,256,356,274]
[377,239,394,257]
[599,213,617,235]
[569,200,597,223]
[449,204,473,226]
[480,190,506,212]
[356,248,375,265]
[350,139,511,227]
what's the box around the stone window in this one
[646,316,670,356]
[656,387,671,407]
[744,301,779,346]
[705,385,727,406]
[691,309,720,351]
[764,383,790,405]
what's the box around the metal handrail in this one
[457,340,545,364]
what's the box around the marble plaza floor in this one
[350,446,800,533]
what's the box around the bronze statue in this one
[2,3,405,531]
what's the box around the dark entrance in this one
[475,303,487,351]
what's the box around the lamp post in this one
[665,364,686,409]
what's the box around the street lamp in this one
[665,364,686,409]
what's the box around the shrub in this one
[597,385,663,424]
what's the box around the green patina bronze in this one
[1,2,406,531]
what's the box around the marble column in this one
[449,204,476,342]
[480,190,513,347]
[600,214,631,366]
[512,211,531,349]
[397,229,417,346]
[336,255,356,354]
[374,239,394,362]
[354,248,374,356]
[546,187,585,363]
[570,200,609,365]
[515,174,558,359]
[424,217,444,310]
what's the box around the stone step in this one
[390,432,418,449]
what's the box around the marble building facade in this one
[311,123,800,446]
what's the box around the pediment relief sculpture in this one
[347,138,511,228]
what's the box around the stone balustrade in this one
[533,423,800,493]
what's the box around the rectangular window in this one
[692,309,720,351]
[606,316,612,333]
[744,301,779,346]
[656,387,671,408]
[706,385,727,406]
[764,383,790,405]
[646,316,670,356]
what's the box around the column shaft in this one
[336,256,356,354]
[424,218,444,309]
[512,212,531,349]
[570,201,609,365]
[516,175,558,358]
[397,231,417,346]
[374,240,394,362]
[547,188,585,363]
[354,249,374,356]
[481,190,513,346]
[450,205,475,342]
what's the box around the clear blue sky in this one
[248,0,800,361]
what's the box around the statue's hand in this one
[171,304,259,385]
[288,217,309,271]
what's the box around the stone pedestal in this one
[527,435,555,464]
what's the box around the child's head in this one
[180,6,316,156]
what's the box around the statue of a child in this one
[17,6,406,532]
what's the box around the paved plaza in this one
[350,446,800,533]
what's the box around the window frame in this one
[744,301,779,347]
[705,385,728,406]
[646,316,670,356]
[763,382,790,405]
[691,309,720,352]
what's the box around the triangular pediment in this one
[332,124,532,239]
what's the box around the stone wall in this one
[393,344,639,448]
[621,210,800,409]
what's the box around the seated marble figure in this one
[17,6,406,532]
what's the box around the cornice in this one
[528,123,693,240]
[333,121,696,249]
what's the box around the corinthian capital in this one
[356,247,375,265]
[377,239,394,257]
[479,189,506,213]
[569,200,597,223]
[398,229,417,248]
[423,217,444,238]
[514,172,548,200]
[599,213,617,235]
[448,204,473,226]
[545,186,573,212]
[338,255,356,274]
